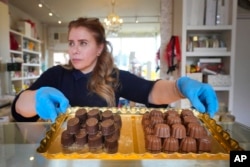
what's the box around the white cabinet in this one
[9,29,42,94]
[173,0,237,113]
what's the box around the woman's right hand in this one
[35,87,69,122]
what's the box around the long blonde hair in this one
[64,17,119,106]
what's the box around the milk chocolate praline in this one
[154,123,170,138]
[187,123,204,139]
[166,115,181,126]
[162,136,179,153]
[145,135,162,153]
[197,136,212,152]
[171,123,186,139]
[180,137,197,153]
[150,109,163,118]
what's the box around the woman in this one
[12,17,218,122]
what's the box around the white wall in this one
[233,18,250,127]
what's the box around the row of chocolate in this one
[61,108,122,153]
[142,109,212,153]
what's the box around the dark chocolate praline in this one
[75,108,87,124]
[86,117,99,135]
[101,119,115,136]
[67,117,81,134]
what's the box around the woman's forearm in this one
[15,90,37,117]
[148,80,184,105]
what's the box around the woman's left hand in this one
[177,76,219,118]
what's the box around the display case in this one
[9,29,42,94]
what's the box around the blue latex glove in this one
[177,76,218,117]
[35,87,69,122]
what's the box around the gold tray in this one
[37,107,243,160]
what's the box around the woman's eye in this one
[80,41,87,46]
[68,41,74,47]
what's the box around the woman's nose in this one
[73,45,80,54]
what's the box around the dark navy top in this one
[11,65,167,122]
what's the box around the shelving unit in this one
[173,0,237,113]
[9,29,42,94]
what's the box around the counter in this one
[0,121,249,167]
[0,100,11,109]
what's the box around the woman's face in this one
[68,27,103,73]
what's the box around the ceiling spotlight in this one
[58,20,62,24]
[38,3,43,8]
[49,12,53,16]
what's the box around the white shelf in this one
[9,29,42,94]
[173,0,237,112]
[22,49,40,55]
[22,63,40,67]
[10,50,22,55]
[186,51,232,57]
[23,76,40,80]
[186,25,233,31]
[11,76,39,81]
[213,86,231,91]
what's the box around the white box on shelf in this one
[205,74,231,86]
[18,21,31,37]
[193,47,227,52]
[216,0,230,25]
[187,0,205,26]
[186,73,203,82]
[205,0,217,25]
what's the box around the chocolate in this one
[166,115,181,126]
[86,117,99,135]
[154,123,170,138]
[113,113,122,128]
[162,136,179,153]
[171,123,186,139]
[180,109,194,118]
[142,109,212,154]
[180,137,197,153]
[197,136,212,152]
[150,116,164,128]
[102,110,114,121]
[67,117,80,134]
[87,109,100,120]
[101,119,115,136]
[105,124,120,140]
[145,135,162,153]
[144,126,154,135]
[75,129,87,146]
[104,135,119,154]
[61,130,75,147]
[165,109,179,118]
[75,108,87,124]
[142,119,151,129]
[187,123,204,139]
[150,109,163,118]
[183,115,199,126]
[88,131,103,149]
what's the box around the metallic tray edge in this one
[36,107,243,160]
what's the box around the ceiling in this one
[8,0,161,35]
